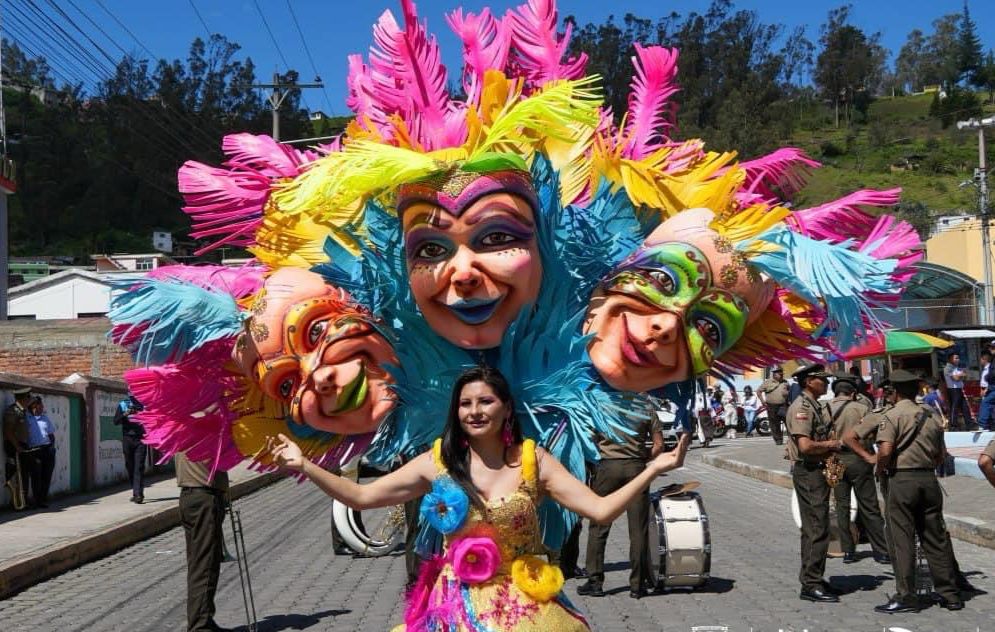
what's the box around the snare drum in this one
[650,491,710,589]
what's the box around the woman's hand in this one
[649,432,691,476]
[266,433,307,473]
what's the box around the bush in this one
[820,140,844,157]
[868,121,889,148]
[929,89,983,129]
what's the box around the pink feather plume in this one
[622,45,680,160]
[346,54,395,140]
[178,134,315,255]
[147,263,266,299]
[734,148,820,203]
[787,188,901,243]
[446,7,512,102]
[369,0,465,150]
[506,0,587,90]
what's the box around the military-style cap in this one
[772,366,784,374]
[888,369,921,384]
[832,371,858,386]
[12,386,31,395]
[792,363,831,382]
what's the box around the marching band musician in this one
[3,387,32,510]
[873,370,962,614]
[827,373,889,565]
[784,364,844,603]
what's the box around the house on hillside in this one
[91,252,176,273]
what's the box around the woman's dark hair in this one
[440,366,523,508]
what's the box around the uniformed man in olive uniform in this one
[845,382,979,601]
[873,370,962,613]
[828,373,889,564]
[785,363,844,603]
[758,367,789,445]
[980,439,995,488]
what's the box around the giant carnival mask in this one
[584,208,775,392]
[233,267,397,435]
[398,168,544,350]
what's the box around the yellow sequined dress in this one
[395,438,589,631]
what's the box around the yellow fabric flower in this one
[511,555,564,603]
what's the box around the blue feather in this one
[108,278,243,365]
[739,225,900,344]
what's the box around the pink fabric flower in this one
[449,535,501,584]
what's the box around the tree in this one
[979,50,995,103]
[781,26,814,88]
[896,29,928,93]
[927,14,961,90]
[814,6,884,127]
[957,1,984,87]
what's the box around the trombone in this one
[4,451,26,510]
[224,495,258,632]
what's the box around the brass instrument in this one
[823,453,845,488]
[5,451,26,510]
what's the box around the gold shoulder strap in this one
[522,439,537,483]
[431,438,445,473]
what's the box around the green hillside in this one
[786,93,995,216]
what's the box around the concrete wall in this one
[926,217,993,286]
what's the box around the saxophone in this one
[5,452,27,510]
[821,407,845,488]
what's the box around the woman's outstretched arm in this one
[267,434,435,510]
[538,433,691,525]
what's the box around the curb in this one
[699,453,995,552]
[0,472,280,600]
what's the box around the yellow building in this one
[925,214,993,283]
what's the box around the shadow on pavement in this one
[652,577,735,595]
[232,609,351,632]
[827,573,890,593]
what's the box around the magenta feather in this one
[506,0,587,90]
[148,263,266,300]
[178,134,315,254]
[787,188,901,243]
[735,148,820,202]
[446,7,512,101]
[346,53,395,140]
[125,339,244,476]
[623,45,680,160]
[369,1,465,150]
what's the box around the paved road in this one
[1,458,992,632]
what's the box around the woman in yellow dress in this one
[267,366,690,631]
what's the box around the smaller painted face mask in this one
[601,241,749,375]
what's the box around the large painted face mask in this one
[233,268,397,435]
[585,208,771,392]
[398,168,543,350]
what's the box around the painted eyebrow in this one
[404,208,453,229]
[463,201,535,227]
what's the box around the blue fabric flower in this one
[420,476,469,535]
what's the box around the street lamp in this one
[956,117,995,326]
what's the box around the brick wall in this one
[0,318,134,381]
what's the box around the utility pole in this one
[958,116,995,325]
[250,73,324,141]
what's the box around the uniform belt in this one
[892,468,935,473]
[180,486,227,495]
[795,461,825,470]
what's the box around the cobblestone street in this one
[1,456,992,632]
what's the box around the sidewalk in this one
[0,463,278,599]
[692,436,995,551]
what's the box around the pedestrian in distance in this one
[943,353,973,431]
[874,370,963,614]
[113,394,147,503]
[978,349,994,431]
[758,367,789,445]
[22,396,57,509]
[175,452,231,632]
[784,363,844,603]
[741,385,759,437]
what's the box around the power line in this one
[251,0,310,112]
[65,0,129,59]
[94,0,157,61]
[285,0,335,115]
[186,0,212,39]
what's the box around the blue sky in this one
[32,1,995,116]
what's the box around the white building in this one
[7,270,119,320]
[152,231,173,253]
[92,252,176,273]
